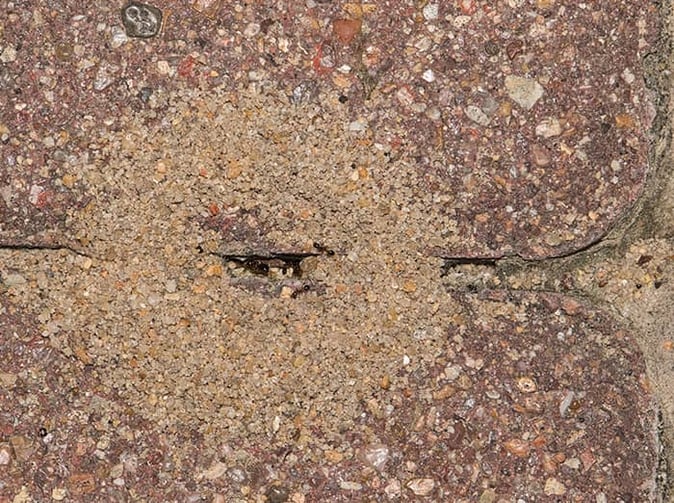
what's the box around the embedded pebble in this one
[516,376,537,393]
[121,2,162,38]
[559,391,576,417]
[199,461,227,481]
[443,364,462,381]
[3,273,26,286]
[384,479,402,498]
[530,144,552,167]
[0,444,11,465]
[243,22,261,38]
[0,372,18,387]
[359,443,390,471]
[422,69,436,83]
[93,64,117,91]
[505,75,545,110]
[110,26,128,48]
[422,3,438,21]
[51,487,67,500]
[465,105,491,126]
[535,117,562,138]
[348,119,368,131]
[544,477,567,496]
[479,488,497,503]
[503,438,530,457]
[406,478,435,496]
[0,46,18,63]
[265,485,289,503]
[339,481,362,491]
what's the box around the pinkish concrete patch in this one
[0,291,658,501]
[0,0,660,258]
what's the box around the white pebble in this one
[110,26,128,48]
[243,22,260,38]
[339,481,362,491]
[348,119,367,132]
[422,3,439,21]
[422,69,436,83]
[406,478,435,496]
[157,60,172,75]
[622,67,635,84]
[535,117,562,138]
[51,488,67,501]
[360,443,389,471]
[0,46,17,63]
[505,75,544,110]
[384,479,402,498]
[465,105,491,126]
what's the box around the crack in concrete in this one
[0,242,93,259]
[214,252,320,279]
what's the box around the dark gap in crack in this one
[439,236,622,296]
[0,242,92,258]
[209,250,333,298]
[212,252,321,279]
[211,242,336,281]
[440,257,497,278]
[439,226,624,292]
[441,230,618,269]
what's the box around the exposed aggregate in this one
[0,0,665,501]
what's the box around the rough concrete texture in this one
[0,0,672,501]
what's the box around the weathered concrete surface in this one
[0,0,668,501]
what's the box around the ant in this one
[290,283,312,299]
[313,242,335,256]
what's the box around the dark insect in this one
[290,283,312,299]
[290,283,311,299]
[637,254,653,266]
[313,242,335,256]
